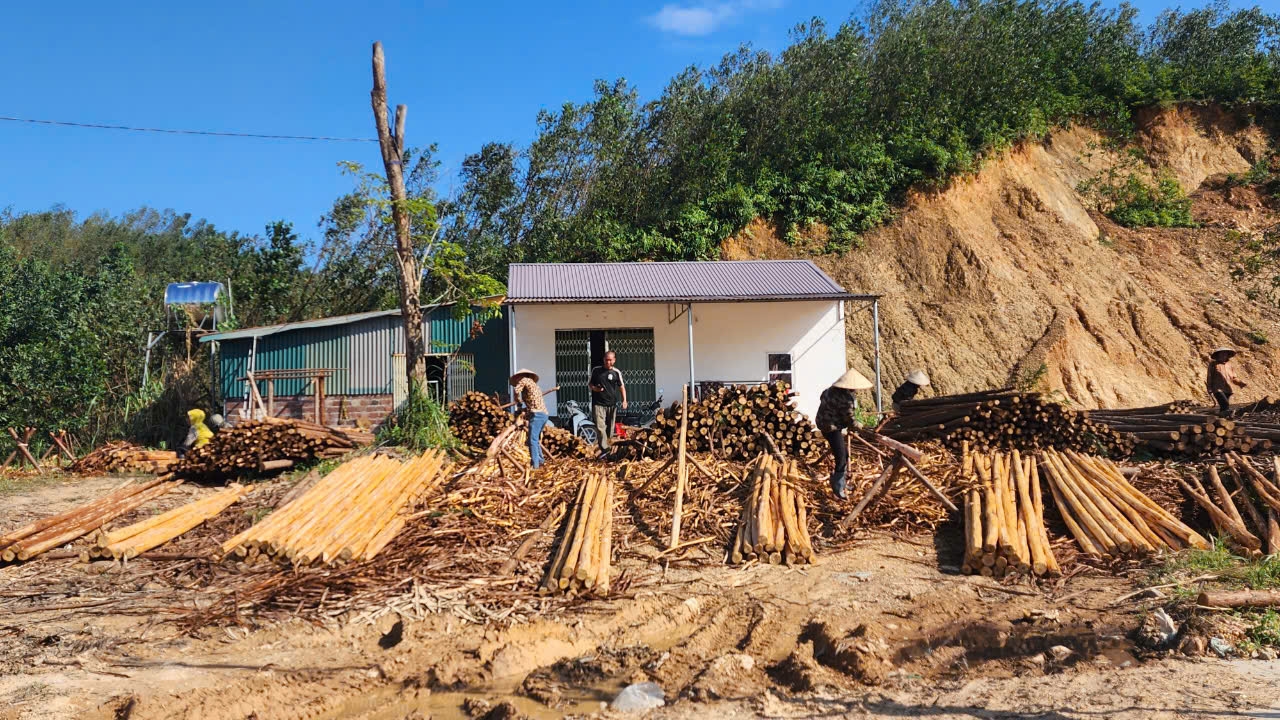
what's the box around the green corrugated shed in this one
[214,305,508,401]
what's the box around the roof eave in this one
[505,293,879,304]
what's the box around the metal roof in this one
[506,260,873,304]
[200,309,400,343]
[165,281,225,305]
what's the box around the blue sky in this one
[0,0,1232,244]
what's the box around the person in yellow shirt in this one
[181,408,214,457]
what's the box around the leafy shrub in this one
[377,383,459,452]
[1080,165,1196,228]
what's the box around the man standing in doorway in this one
[589,351,627,456]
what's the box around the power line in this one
[0,115,378,143]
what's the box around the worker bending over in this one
[181,408,214,457]
[511,368,550,469]
[891,369,930,412]
[1207,347,1246,416]
[816,369,873,499]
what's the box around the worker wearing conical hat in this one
[180,408,214,458]
[891,369,930,412]
[510,369,550,469]
[1206,347,1246,417]
[816,368,873,499]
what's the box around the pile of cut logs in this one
[886,389,1131,454]
[72,442,177,475]
[543,426,594,459]
[730,454,817,565]
[961,449,1059,577]
[1041,449,1208,560]
[85,485,250,561]
[173,418,372,479]
[221,450,449,566]
[449,392,513,447]
[542,471,613,596]
[0,478,182,562]
[630,382,824,460]
[1176,453,1280,557]
[1086,408,1275,456]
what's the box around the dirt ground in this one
[1,474,1276,720]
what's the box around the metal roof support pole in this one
[872,298,882,413]
[143,332,154,387]
[687,303,695,400]
[508,306,517,400]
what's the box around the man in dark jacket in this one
[816,368,873,499]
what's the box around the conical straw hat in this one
[832,368,872,390]
[906,369,930,386]
[509,368,540,384]
[1210,347,1237,360]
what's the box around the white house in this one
[505,260,882,419]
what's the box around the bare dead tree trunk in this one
[371,41,426,388]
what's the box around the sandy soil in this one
[1,475,1275,720]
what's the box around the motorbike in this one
[560,399,599,446]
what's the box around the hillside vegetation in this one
[2,0,1279,439]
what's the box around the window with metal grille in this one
[767,353,793,387]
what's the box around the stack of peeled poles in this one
[83,484,250,561]
[173,418,373,480]
[0,477,182,562]
[1175,452,1280,557]
[629,382,824,460]
[71,441,178,475]
[1085,406,1274,457]
[961,447,1059,578]
[885,389,1132,455]
[542,470,614,596]
[1040,449,1208,561]
[730,454,817,566]
[220,450,449,566]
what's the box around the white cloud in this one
[648,0,781,37]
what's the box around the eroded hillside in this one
[723,106,1280,408]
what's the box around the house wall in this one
[510,301,847,418]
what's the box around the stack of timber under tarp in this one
[71,441,177,475]
[1041,449,1208,560]
[1176,452,1280,557]
[730,454,817,566]
[85,484,250,561]
[1085,407,1275,457]
[542,470,614,596]
[885,389,1131,454]
[220,450,450,566]
[0,478,182,562]
[630,382,824,460]
[173,418,373,480]
[960,448,1059,578]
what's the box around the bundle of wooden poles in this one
[220,450,450,566]
[449,391,514,447]
[1086,408,1274,457]
[83,484,251,561]
[886,389,1131,454]
[730,454,817,565]
[71,441,177,475]
[1175,453,1280,557]
[0,478,182,562]
[961,447,1059,578]
[1041,449,1208,560]
[173,418,373,479]
[630,382,824,460]
[542,470,613,595]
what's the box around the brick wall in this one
[224,393,396,431]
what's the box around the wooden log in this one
[669,385,691,550]
[976,456,999,554]
[839,458,902,528]
[1196,589,1280,608]
[1175,474,1262,554]
[543,481,589,593]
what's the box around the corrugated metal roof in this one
[506,261,874,304]
[165,281,225,305]
[200,309,400,343]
